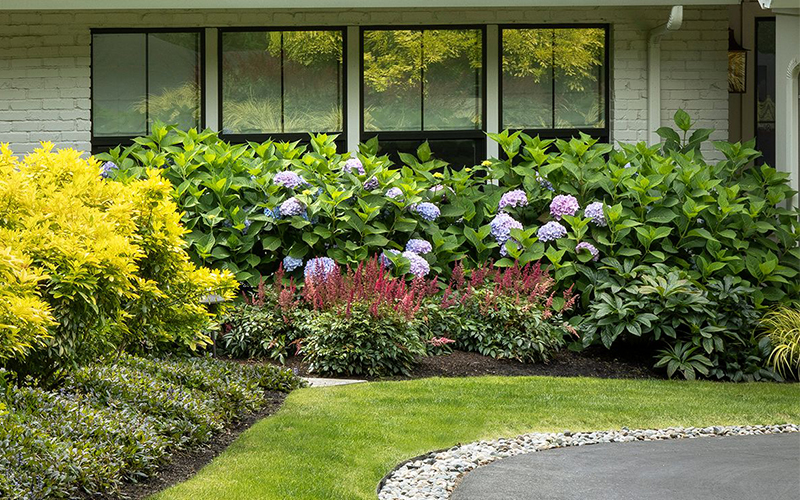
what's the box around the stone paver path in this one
[451,433,800,500]
[302,377,366,387]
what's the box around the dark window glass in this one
[221,30,343,135]
[92,31,202,141]
[755,18,776,167]
[502,27,607,138]
[362,28,484,167]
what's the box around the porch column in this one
[775,11,800,208]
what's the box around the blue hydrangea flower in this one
[283,255,304,272]
[280,197,305,217]
[100,161,118,178]
[499,189,528,210]
[273,171,306,189]
[386,187,403,199]
[402,250,430,277]
[413,202,440,221]
[222,220,233,228]
[550,195,580,220]
[364,176,379,190]
[584,201,607,227]
[380,249,399,268]
[304,257,337,283]
[242,219,252,232]
[538,221,567,242]
[536,172,554,192]
[343,157,365,175]
[405,239,432,255]
[490,213,523,245]
[575,241,600,261]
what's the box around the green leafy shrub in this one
[0,355,301,499]
[760,306,800,379]
[418,262,575,363]
[0,144,237,383]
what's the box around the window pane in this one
[147,33,202,131]
[755,19,776,167]
[554,28,606,128]
[501,27,606,131]
[363,30,423,132]
[371,138,482,168]
[222,30,343,135]
[93,33,147,136]
[422,30,483,131]
[502,29,553,129]
[283,31,343,133]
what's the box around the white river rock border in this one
[377,424,800,500]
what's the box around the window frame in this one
[217,26,348,148]
[498,23,611,143]
[359,25,488,164]
[90,28,206,154]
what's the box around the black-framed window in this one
[91,29,204,153]
[501,25,609,143]
[220,28,345,147]
[361,27,486,167]
[755,18,776,167]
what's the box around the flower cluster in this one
[549,195,580,220]
[100,161,118,179]
[364,176,379,190]
[273,171,306,189]
[413,202,440,221]
[386,187,403,199]
[537,221,567,242]
[402,250,430,277]
[536,172,554,191]
[282,255,304,272]
[427,337,456,347]
[280,197,305,217]
[264,206,281,219]
[304,257,337,283]
[490,213,523,246]
[380,249,399,268]
[584,202,607,227]
[343,157,365,175]
[405,239,432,255]
[498,189,528,210]
[575,241,600,261]
[242,219,252,232]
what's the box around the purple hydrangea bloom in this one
[575,241,600,261]
[304,257,338,283]
[100,161,118,178]
[536,172,554,192]
[538,221,567,242]
[550,195,580,220]
[280,197,305,217]
[283,255,304,272]
[405,239,432,255]
[380,249,399,268]
[364,176,379,190]
[490,213,523,245]
[343,157,365,175]
[273,171,306,189]
[499,189,528,210]
[386,187,403,199]
[413,202,440,221]
[402,250,430,277]
[584,202,607,227]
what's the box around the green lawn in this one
[154,376,800,500]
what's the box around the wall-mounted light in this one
[728,28,748,93]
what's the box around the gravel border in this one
[377,424,799,500]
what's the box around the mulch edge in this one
[118,391,287,500]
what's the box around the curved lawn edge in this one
[151,376,800,500]
[377,424,800,499]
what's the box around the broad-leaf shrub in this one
[0,355,302,499]
[0,144,237,382]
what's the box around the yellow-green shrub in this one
[0,144,236,381]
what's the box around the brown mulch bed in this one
[278,347,657,381]
[118,391,286,500]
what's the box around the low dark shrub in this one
[0,355,302,499]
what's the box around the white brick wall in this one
[0,6,729,158]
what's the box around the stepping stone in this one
[303,377,366,387]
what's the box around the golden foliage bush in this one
[0,143,236,381]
